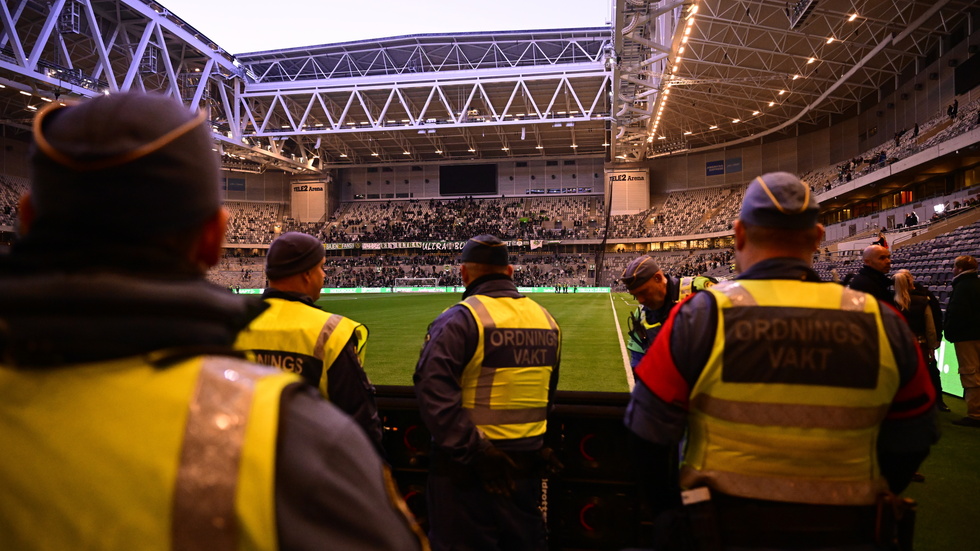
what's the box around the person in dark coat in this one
[846,245,895,306]
[413,235,562,551]
[944,255,980,427]
[625,172,936,549]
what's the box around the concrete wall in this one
[220,169,292,203]
[335,157,606,201]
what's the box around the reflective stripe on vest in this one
[459,295,560,440]
[235,298,366,397]
[173,357,269,551]
[681,280,899,506]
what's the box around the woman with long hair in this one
[871,228,888,248]
[894,269,949,410]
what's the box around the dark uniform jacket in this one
[944,270,980,343]
[413,273,561,464]
[628,275,718,368]
[906,284,942,346]
[0,241,424,551]
[627,276,680,368]
[242,287,384,453]
[847,265,895,306]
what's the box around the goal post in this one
[393,277,439,287]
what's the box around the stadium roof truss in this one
[0,0,326,172]
[234,30,613,168]
[0,1,613,172]
[0,0,977,174]
[624,0,979,159]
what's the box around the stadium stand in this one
[320,196,602,243]
[207,251,599,290]
[223,201,284,245]
[209,253,268,290]
[817,96,980,191]
[180,88,980,289]
[2,53,977,301]
[207,189,980,301]
[0,175,29,229]
[812,211,980,310]
[203,92,979,256]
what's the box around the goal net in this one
[393,277,439,287]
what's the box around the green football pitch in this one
[315,291,641,392]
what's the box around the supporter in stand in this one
[894,269,948,412]
[847,245,895,307]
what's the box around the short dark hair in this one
[744,223,821,250]
[955,255,978,272]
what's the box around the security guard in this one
[414,234,561,551]
[235,231,384,453]
[625,172,937,549]
[621,255,716,369]
[0,93,426,551]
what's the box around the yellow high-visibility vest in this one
[681,279,899,505]
[459,295,561,441]
[0,354,298,551]
[235,297,367,398]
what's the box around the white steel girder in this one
[0,0,240,100]
[233,69,610,165]
[610,0,687,162]
[0,0,314,173]
[3,0,976,172]
[241,31,609,82]
[233,72,610,169]
[231,29,613,168]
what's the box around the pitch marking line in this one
[609,293,635,390]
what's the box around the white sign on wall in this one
[604,169,650,214]
[291,182,326,223]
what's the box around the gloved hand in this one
[473,445,517,497]
[537,446,564,477]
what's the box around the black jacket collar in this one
[737,257,822,282]
[462,273,520,299]
[0,271,267,368]
[262,287,319,308]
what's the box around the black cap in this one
[266,232,325,280]
[29,92,220,239]
[460,234,509,266]
[620,255,661,291]
[739,172,820,230]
